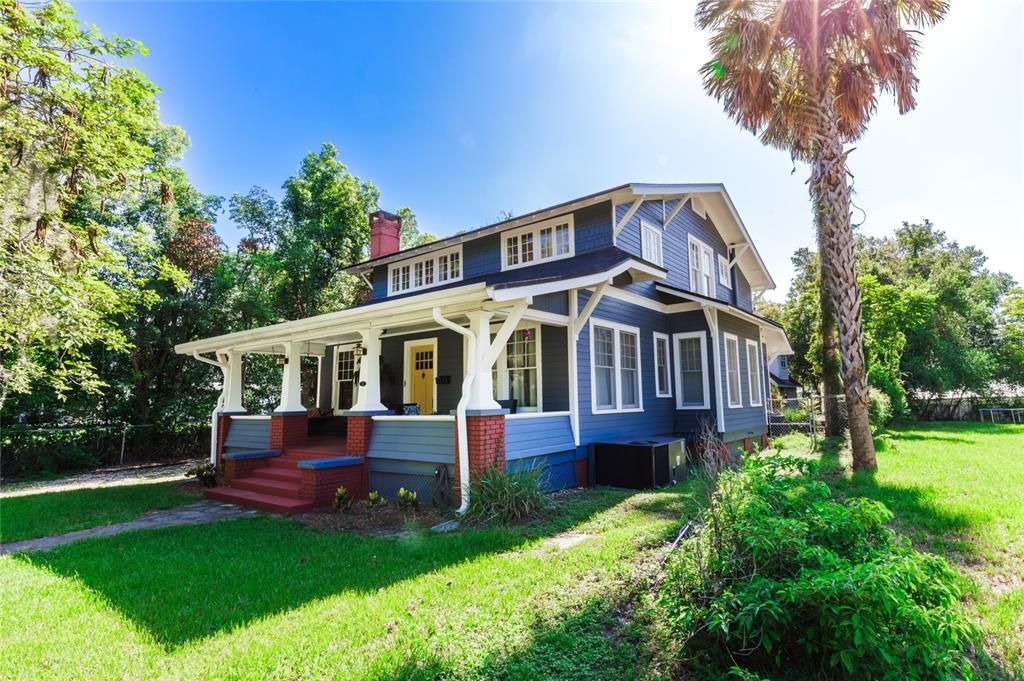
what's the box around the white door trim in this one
[403,337,439,413]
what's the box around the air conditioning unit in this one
[592,436,686,489]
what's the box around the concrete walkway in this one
[0,500,261,555]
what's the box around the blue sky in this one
[78,1,1022,300]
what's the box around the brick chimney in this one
[370,210,402,259]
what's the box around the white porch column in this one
[223,350,246,413]
[467,310,501,410]
[350,328,387,412]
[276,341,305,413]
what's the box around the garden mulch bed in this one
[296,504,451,537]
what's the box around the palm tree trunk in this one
[810,104,877,472]
[815,228,844,437]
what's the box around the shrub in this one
[395,487,419,513]
[781,405,811,423]
[333,485,352,511]
[464,466,546,525]
[868,387,893,432]
[363,490,387,510]
[185,461,217,487]
[659,452,978,680]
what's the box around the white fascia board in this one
[487,259,666,302]
[174,283,489,355]
[654,284,790,349]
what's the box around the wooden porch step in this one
[232,476,303,499]
[205,487,313,515]
[251,467,302,482]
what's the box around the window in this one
[689,235,715,296]
[502,215,574,270]
[718,254,732,289]
[387,246,462,295]
[590,319,643,413]
[779,356,789,369]
[333,348,358,410]
[746,339,763,407]
[673,332,709,409]
[492,325,542,411]
[641,220,663,267]
[653,332,671,397]
[724,333,742,408]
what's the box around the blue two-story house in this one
[176,183,792,514]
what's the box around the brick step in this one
[205,487,313,515]
[266,458,300,470]
[250,467,302,482]
[232,476,304,499]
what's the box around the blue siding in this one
[508,450,577,491]
[575,291,677,442]
[573,201,615,255]
[380,330,464,414]
[735,268,753,312]
[718,313,768,436]
[532,292,568,316]
[668,311,719,435]
[367,419,456,464]
[224,417,271,452]
[505,415,574,460]
[540,325,570,411]
[614,199,735,304]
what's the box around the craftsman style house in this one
[176,183,791,514]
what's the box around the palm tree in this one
[696,0,947,471]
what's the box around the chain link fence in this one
[768,394,849,443]
[0,421,209,478]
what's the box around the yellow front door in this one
[408,344,435,414]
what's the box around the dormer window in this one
[388,246,462,296]
[502,215,574,271]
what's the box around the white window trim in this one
[402,337,439,413]
[723,332,742,409]
[718,254,732,289]
[688,234,715,297]
[641,218,664,267]
[745,338,763,407]
[491,321,544,413]
[589,317,644,414]
[501,214,575,271]
[653,331,672,398]
[672,331,709,410]
[387,245,463,296]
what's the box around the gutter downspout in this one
[193,351,229,465]
[432,308,475,515]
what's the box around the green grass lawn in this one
[0,481,200,544]
[777,421,1024,676]
[0,482,706,680]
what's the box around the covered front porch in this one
[177,285,583,513]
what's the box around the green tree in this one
[696,0,948,470]
[0,0,174,410]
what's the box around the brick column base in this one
[345,415,374,456]
[454,413,506,506]
[270,412,308,449]
[216,414,232,471]
[300,465,367,507]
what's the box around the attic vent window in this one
[502,215,574,271]
[388,245,463,296]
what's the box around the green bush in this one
[363,490,387,510]
[659,453,978,680]
[185,461,217,487]
[868,387,894,432]
[333,485,352,511]
[464,466,546,525]
[781,405,811,423]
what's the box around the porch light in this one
[353,344,367,357]
[277,356,287,366]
